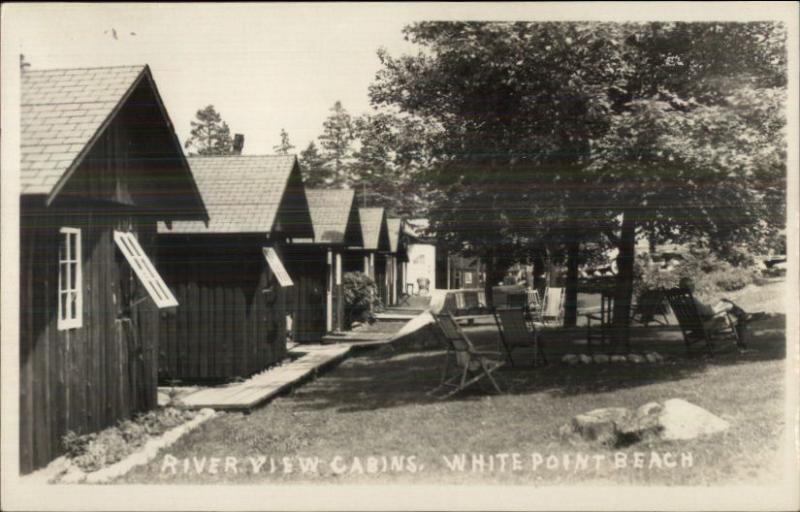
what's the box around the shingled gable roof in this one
[304,189,363,246]
[358,207,390,252]
[159,155,312,236]
[21,64,206,218]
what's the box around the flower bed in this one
[62,407,199,473]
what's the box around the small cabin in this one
[344,207,390,301]
[157,155,312,383]
[19,65,208,473]
[285,189,363,342]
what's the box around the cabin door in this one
[294,261,326,343]
[113,221,148,410]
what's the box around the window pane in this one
[60,292,67,320]
[70,262,77,289]
[70,292,77,319]
[59,263,66,291]
[70,233,77,261]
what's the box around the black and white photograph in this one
[1,3,798,510]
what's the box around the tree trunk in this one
[612,211,637,350]
[563,238,580,327]
[483,248,506,309]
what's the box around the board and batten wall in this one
[157,235,288,383]
[19,205,161,473]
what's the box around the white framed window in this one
[113,231,178,308]
[58,227,83,330]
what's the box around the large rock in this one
[593,354,610,364]
[658,399,730,440]
[563,407,632,447]
[610,355,627,363]
[561,399,728,447]
[578,354,593,364]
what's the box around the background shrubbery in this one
[634,250,760,301]
[342,271,382,326]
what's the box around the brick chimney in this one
[232,134,244,155]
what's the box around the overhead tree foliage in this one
[370,21,787,332]
[273,128,295,155]
[184,105,234,156]
[350,111,436,217]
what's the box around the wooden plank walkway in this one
[179,345,351,411]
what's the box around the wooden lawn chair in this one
[541,287,565,325]
[430,313,505,399]
[632,289,670,326]
[585,290,613,353]
[662,287,740,355]
[494,308,548,367]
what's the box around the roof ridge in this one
[187,154,296,159]
[22,64,146,73]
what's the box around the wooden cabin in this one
[385,218,409,305]
[19,65,208,473]
[344,207,390,302]
[285,189,363,342]
[157,155,312,383]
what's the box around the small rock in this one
[645,352,662,363]
[351,321,363,329]
[658,398,730,440]
[619,402,664,442]
[561,354,579,365]
[578,354,593,364]
[610,355,627,363]
[593,354,610,364]
[627,354,646,363]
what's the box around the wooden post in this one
[326,249,333,332]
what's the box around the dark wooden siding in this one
[157,235,287,383]
[284,246,327,343]
[375,253,388,305]
[19,205,160,473]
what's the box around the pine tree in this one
[318,101,354,186]
[273,128,295,155]
[184,105,234,156]
[298,142,331,187]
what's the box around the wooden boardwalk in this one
[179,345,351,411]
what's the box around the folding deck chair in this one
[430,313,505,399]
[525,289,543,323]
[541,287,565,325]
[662,287,740,355]
[494,308,548,367]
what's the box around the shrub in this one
[342,271,381,326]
[634,249,758,301]
[61,407,197,473]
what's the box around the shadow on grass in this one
[287,314,785,414]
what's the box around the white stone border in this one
[57,408,217,484]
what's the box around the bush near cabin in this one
[343,271,382,326]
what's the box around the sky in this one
[6,3,796,155]
[8,4,423,154]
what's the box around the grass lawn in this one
[116,281,789,486]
